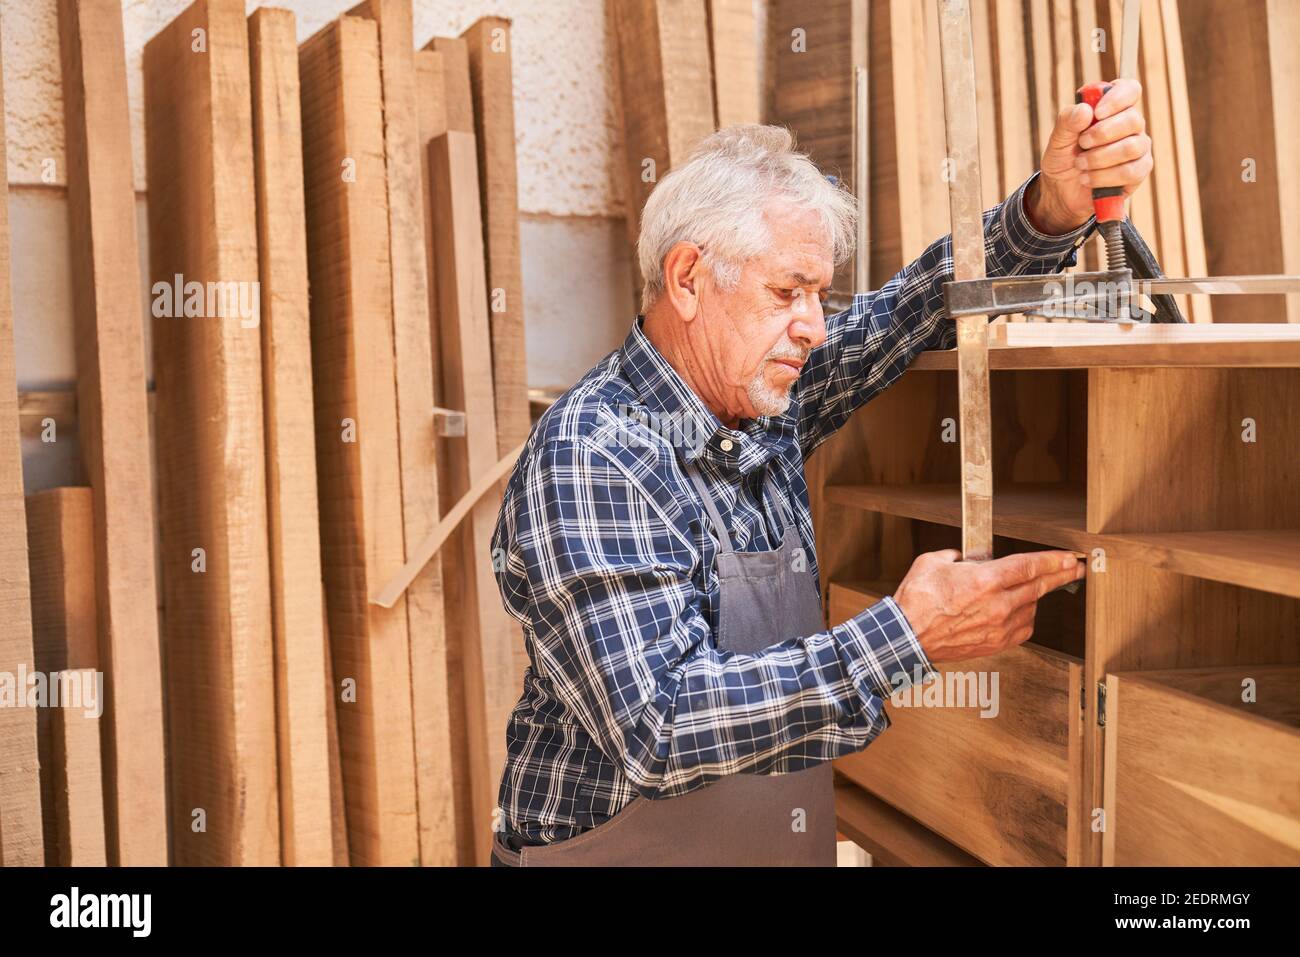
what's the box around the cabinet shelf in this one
[824,483,1300,599]
[909,323,1300,370]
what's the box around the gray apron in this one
[491,463,836,866]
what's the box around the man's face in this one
[697,202,833,421]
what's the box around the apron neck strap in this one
[760,465,795,531]
[687,462,795,555]
[685,465,734,553]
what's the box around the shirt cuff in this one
[834,595,937,703]
[1000,172,1095,262]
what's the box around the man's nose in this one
[789,300,827,350]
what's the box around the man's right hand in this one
[893,549,1085,663]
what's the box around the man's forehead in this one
[760,203,834,283]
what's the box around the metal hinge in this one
[1097,681,1107,728]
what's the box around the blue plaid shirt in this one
[492,175,1090,845]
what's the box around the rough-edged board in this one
[415,45,478,865]
[55,0,167,866]
[1266,0,1300,323]
[428,37,476,135]
[1027,0,1056,160]
[1101,0,1157,256]
[48,670,106,867]
[429,129,522,866]
[143,0,279,867]
[1157,0,1210,322]
[766,0,868,285]
[462,16,532,459]
[994,0,1037,191]
[612,0,716,298]
[349,0,458,869]
[1138,0,1187,313]
[0,22,49,871]
[889,0,928,260]
[299,15,420,867]
[247,5,335,868]
[25,487,97,865]
[970,0,1003,207]
[707,0,761,126]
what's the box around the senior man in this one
[490,81,1151,867]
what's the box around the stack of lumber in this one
[763,0,1300,325]
[2,0,531,867]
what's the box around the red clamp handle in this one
[1076,81,1125,223]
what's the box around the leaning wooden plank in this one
[1158,0,1210,322]
[0,25,45,869]
[889,0,927,260]
[612,0,716,295]
[1026,0,1056,159]
[765,0,867,285]
[25,487,97,865]
[920,0,953,244]
[1177,1,1279,322]
[1075,0,1106,271]
[707,0,761,126]
[1052,0,1076,122]
[299,15,420,867]
[1266,0,1300,323]
[49,671,106,867]
[970,0,1002,206]
[428,37,476,135]
[143,0,278,866]
[994,0,1037,191]
[349,0,457,869]
[247,5,335,868]
[416,48,475,864]
[429,129,522,866]
[462,16,532,459]
[1138,0,1186,311]
[1101,0,1157,253]
[55,0,167,866]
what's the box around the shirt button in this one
[719,438,734,452]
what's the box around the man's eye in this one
[776,288,796,300]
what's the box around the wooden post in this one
[350,0,459,868]
[0,22,45,869]
[462,17,532,459]
[938,0,993,561]
[25,488,99,865]
[300,15,420,867]
[429,129,521,866]
[612,0,716,298]
[56,0,167,866]
[143,0,279,866]
[248,5,336,867]
[707,0,762,126]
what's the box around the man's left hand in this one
[1026,77,1153,235]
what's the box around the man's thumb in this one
[1048,102,1092,152]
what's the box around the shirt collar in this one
[618,316,797,473]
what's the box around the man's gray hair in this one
[635,124,858,312]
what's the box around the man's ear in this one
[661,241,703,320]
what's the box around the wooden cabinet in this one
[1102,666,1300,866]
[811,326,1300,866]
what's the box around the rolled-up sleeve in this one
[495,437,935,799]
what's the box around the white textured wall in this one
[3,0,629,216]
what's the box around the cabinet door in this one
[831,581,1085,866]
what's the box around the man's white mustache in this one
[766,343,809,363]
